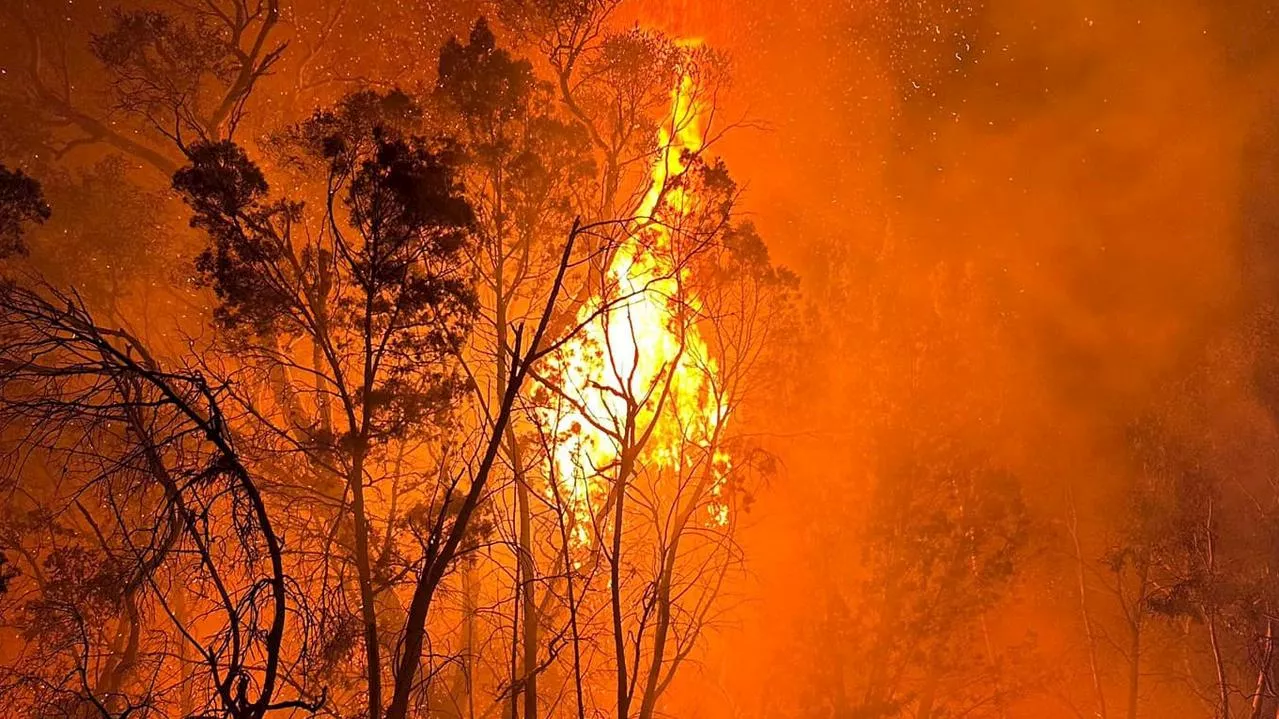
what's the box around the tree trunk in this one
[349,447,382,719]
[384,357,528,719]
[176,584,194,717]
[637,538,678,719]
[1208,608,1231,719]
[612,450,636,719]
[515,441,539,719]
[1126,557,1150,719]
[464,557,477,719]
[1249,618,1276,719]
[1068,487,1108,719]
[493,237,539,719]
[1203,502,1231,719]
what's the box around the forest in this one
[0,0,1274,718]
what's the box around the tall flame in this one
[542,70,731,548]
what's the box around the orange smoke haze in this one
[623,1,1276,716]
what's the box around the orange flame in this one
[542,70,731,548]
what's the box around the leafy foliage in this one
[0,164,51,259]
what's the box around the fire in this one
[541,69,731,547]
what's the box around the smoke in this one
[628,0,1275,715]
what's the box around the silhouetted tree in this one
[174,93,478,718]
[435,18,595,719]
[0,164,50,259]
[0,283,323,718]
[2,0,285,175]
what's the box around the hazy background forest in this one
[0,0,1275,718]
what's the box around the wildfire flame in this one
[542,69,731,548]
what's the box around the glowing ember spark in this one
[541,67,731,548]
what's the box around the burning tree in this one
[0,5,793,719]
[499,6,798,717]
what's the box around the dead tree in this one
[0,282,323,718]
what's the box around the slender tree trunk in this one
[637,538,677,719]
[1126,557,1150,719]
[385,354,529,719]
[1127,618,1142,719]
[1208,608,1231,719]
[265,332,309,439]
[545,452,588,719]
[176,583,194,717]
[467,558,478,719]
[312,255,333,435]
[493,236,539,719]
[510,567,521,719]
[1249,618,1276,719]
[1203,502,1231,719]
[349,447,382,719]
[612,450,636,719]
[514,438,539,719]
[637,458,716,719]
[88,594,139,717]
[383,219,574,719]
[1068,487,1108,719]
[563,521,587,719]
